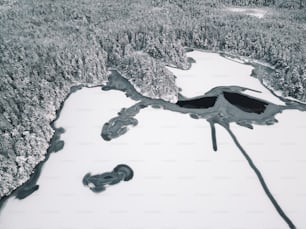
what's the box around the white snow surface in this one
[1,52,306,229]
[227,7,268,18]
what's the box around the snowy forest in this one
[0,0,305,199]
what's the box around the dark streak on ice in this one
[224,125,296,229]
[209,121,218,151]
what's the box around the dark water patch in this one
[47,128,65,154]
[83,164,133,193]
[190,113,199,119]
[101,102,143,141]
[187,57,196,64]
[176,96,217,109]
[15,185,39,200]
[223,91,268,114]
[51,140,65,153]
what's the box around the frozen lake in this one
[0,52,305,229]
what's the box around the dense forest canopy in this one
[0,0,305,198]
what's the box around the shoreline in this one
[0,84,104,213]
[1,50,304,211]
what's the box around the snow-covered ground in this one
[1,52,306,229]
[227,7,268,18]
[168,51,284,105]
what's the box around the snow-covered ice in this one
[1,52,306,229]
